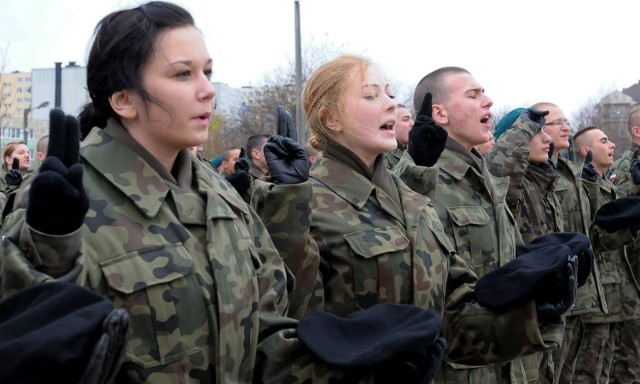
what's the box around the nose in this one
[199,75,216,102]
[481,94,493,109]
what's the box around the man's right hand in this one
[582,150,599,182]
[407,92,448,167]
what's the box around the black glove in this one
[519,107,549,133]
[582,150,599,183]
[536,255,578,319]
[78,308,129,384]
[5,157,22,186]
[407,93,448,167]
[630,148,640,186]
[225,170,251,195]
[27,108,89,235]
[277,105,297,142]
[234,147,250,173]
[264,135,309,184]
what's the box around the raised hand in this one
[519,107,549,133]
[264,135,309,184]
[5,158,22,187]
[582,150,599,182]
[26,108,89,235]
[407,92,448,167]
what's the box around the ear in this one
[632,125,640,139]
[321,108,343,133]
[431,103,448,125]
[108,90,138,120]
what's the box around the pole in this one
[23,108,30,143]
[294,0,304,142]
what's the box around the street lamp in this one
[23,101,50,143]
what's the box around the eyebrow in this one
[169,58,214,66]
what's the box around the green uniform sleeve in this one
[394,151,439,199]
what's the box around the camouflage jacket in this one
[0,122,392,384]
[583,176,640,323]
[254,153,564,384]
[553,156,608,316]
[383,144,404,171]
[609,145,640,278]
[609,146,640,196]
[396,139,548,383]
[485,118,563,243]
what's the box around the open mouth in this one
[481,114,491,124]
[380,121,395,130]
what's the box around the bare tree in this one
[0,43,11,130]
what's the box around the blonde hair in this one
[2,141,27,170]
[303,54,370,150]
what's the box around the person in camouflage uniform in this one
[0,4,453,383]
[253,59,577,384]
[572,126,640,384]
[394,67,582,384]
[384,104,414,170]
[523,102,606,384]
[486,109,563,383]
[606,108,640,384]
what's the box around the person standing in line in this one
[393,67,581,384]
[218,146,242,177]
[572,126,640,384]
[384,104,414,170]
[253,58,584,384]
[607,108,640,384]
[486,108,563,383]
[245,133,270,180]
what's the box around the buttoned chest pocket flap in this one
[344,227,410,307]
[447,206,492,272]
[100,243,208,368]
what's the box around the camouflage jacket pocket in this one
[344,227,410,308]
[100,243,209,369]
[446,206,493,276]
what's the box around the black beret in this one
[595,196,640,233]
[297,303,443,368]
[475,244,572,311]
[516,232,593,286]
[0,283,118,383]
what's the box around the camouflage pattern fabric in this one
[0,121,392,383]
[485,117,564,383]
[485,117,563,243]
[574,176,640,383]
[403,141,530,384]
[259,147,565,384]
[572,322,623,384]
[607,145,640,384]
[383,146,403,171]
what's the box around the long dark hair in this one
[78,1,195,139]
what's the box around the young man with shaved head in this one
[572,126,640,384]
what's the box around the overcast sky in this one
[1,0,637,117]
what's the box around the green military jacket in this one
[396,139,547,384]
[254,153,564,384]
[553,156,608,316]
[485,118,562,243]
[583,176,640,324]
[0,122,388,384]
[383,144,404,171]
[609,145,640,279]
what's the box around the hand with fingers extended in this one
[5,158,23,187]
[264,135,309,184]
[408,92,448,167]
[630,148,640,186]
[27,108,88,235]
[519,107,549,133]
[582,150,599,182]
